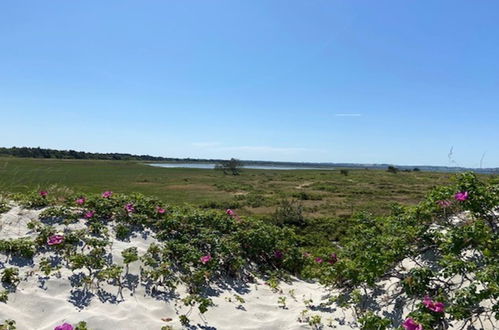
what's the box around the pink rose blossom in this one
[200,254,212,264]
[156,206,166,214]
[47,234,64,246]
[402,318,423,330]
[124,203,135,213]
[328,253,338,264]
[101,191,113,198]
[75,198,86,205]
[423,296,445,313]
[39,190,48,197]
[315,257,323,263]
[434,302,445,312]
[226,208,242,221]
[54,323,74,330]
[454,191,469,201]
[437,200,452,208]
[84,210,95,219]
[274,250,283,259]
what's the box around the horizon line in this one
[1,145,498,171]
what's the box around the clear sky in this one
[1,1,498,167]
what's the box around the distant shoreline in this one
[148,163,336,170]
[1,146,498,174]
[146,161,499,174]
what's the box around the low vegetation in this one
[1,157,488,219]
[0,171,497,329]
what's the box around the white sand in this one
[0,206,496,330]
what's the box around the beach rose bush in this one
[315,172,498,329]
[1,190,305,321]
[12,190,51,208]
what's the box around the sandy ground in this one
[0,206,496,330]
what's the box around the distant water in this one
[148,163,334,170]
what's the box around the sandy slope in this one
[0,206,496,330]
[0,206,344,330]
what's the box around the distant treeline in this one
[0,147,217,162]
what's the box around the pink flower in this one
[75,198,86,205]
[328,253,338,264]
[315,257,323,263]
[437,200,452,208]
[54,323,74,330]
[39,190,48,197]
[226,208,242,221]
[454,191,469,201]
[84,210,95,219]
[200,254,212,264]
[423,296,445,313]
[274,250,283,259]
[124,203,135,213]
[47,234,64,246]
[433,302,445,313]
[156,206,166,214]
[102,191,113,198]
[402,318,423,330]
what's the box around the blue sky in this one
[1,1,498,167]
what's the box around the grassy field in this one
[0,157,490,218]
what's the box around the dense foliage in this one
[0,146,219,162]
[307,172,498,329]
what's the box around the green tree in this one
[216,158,243,175]
[387,165,399,174]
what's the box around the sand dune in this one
[0,205,496,329]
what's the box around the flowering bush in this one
[12,190,51,208]
[0,189,305,323]
[314,172,498,329]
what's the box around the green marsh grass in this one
[0,157,491,217]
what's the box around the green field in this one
[0,157,483,218]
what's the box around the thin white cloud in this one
[335,113,362,117]
[191,142,221,147]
